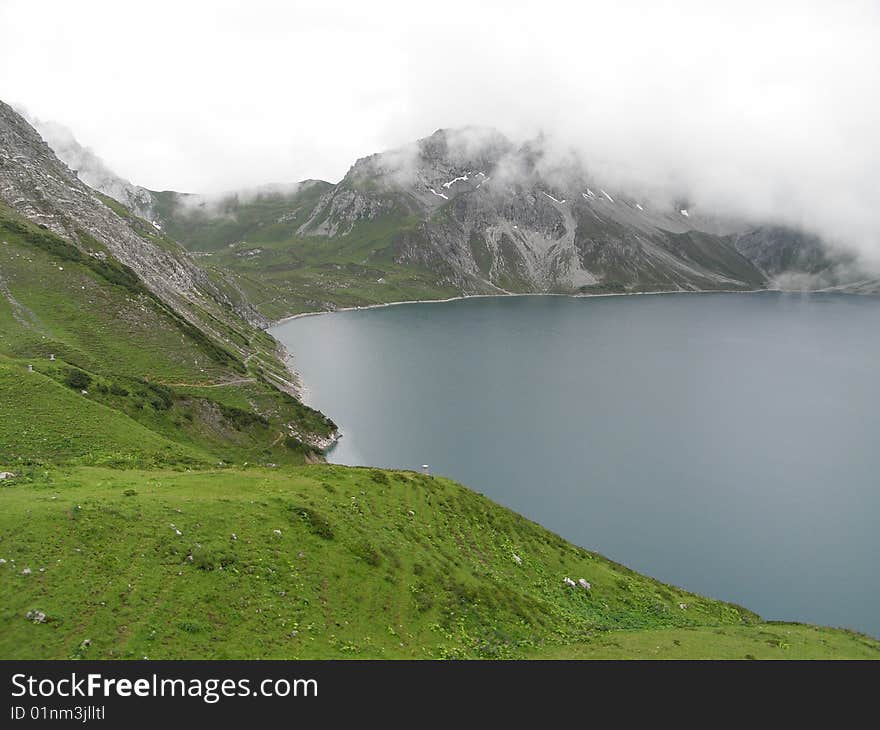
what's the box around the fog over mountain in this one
[2,0,877,268]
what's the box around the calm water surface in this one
[272,293,880,636]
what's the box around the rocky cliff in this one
[295,128,768,294]
[0,100,266,334]
[17,108,158,223]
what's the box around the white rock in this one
[26,610,47,623]
[21,567,32,576]
[442,174,468,189]
[273,529,282,536]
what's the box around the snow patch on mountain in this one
[442,175,469,189]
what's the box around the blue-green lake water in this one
[272,292,880,637]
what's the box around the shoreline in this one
[268,286,786,328]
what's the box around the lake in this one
[271,292,880,637]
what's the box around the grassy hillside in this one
[206,240,458,319]
[0,360,203,467]
[0,203,335,468]
[149,183,333,253]
[1,465,877,660]
[149,189,462,317]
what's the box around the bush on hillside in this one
[64,368,92,390]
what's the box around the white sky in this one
[1,0,878,258]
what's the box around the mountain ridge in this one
[21,115,875,318]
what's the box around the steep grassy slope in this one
[0,203,335,468]
[0,465,876,660]
[155,191,461,317]
[206,236,460,319]
[0,360,204,467]
[149,182,333,253]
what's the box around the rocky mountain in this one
[17,108,158,223]
[295,127,770,295]
[156,127,873,313]
[729,225,874,290]
[148,180,333,254]
[23,117,872,317]
[0,101,265,329]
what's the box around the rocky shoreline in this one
[269,286,780,327]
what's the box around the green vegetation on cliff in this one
[0,203,335,469]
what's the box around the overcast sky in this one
[1,1,878,259]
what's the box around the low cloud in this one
[1,0,877,266]
[174,182,310,218]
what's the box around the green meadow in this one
[2,466,877,660]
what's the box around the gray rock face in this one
[730,225,877,291]
[1,102,195,299]
[300,128,768,294]
[733,226,833,277]
[299,188,396,237]
[17,110,157,221]
[0,101,265,331]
